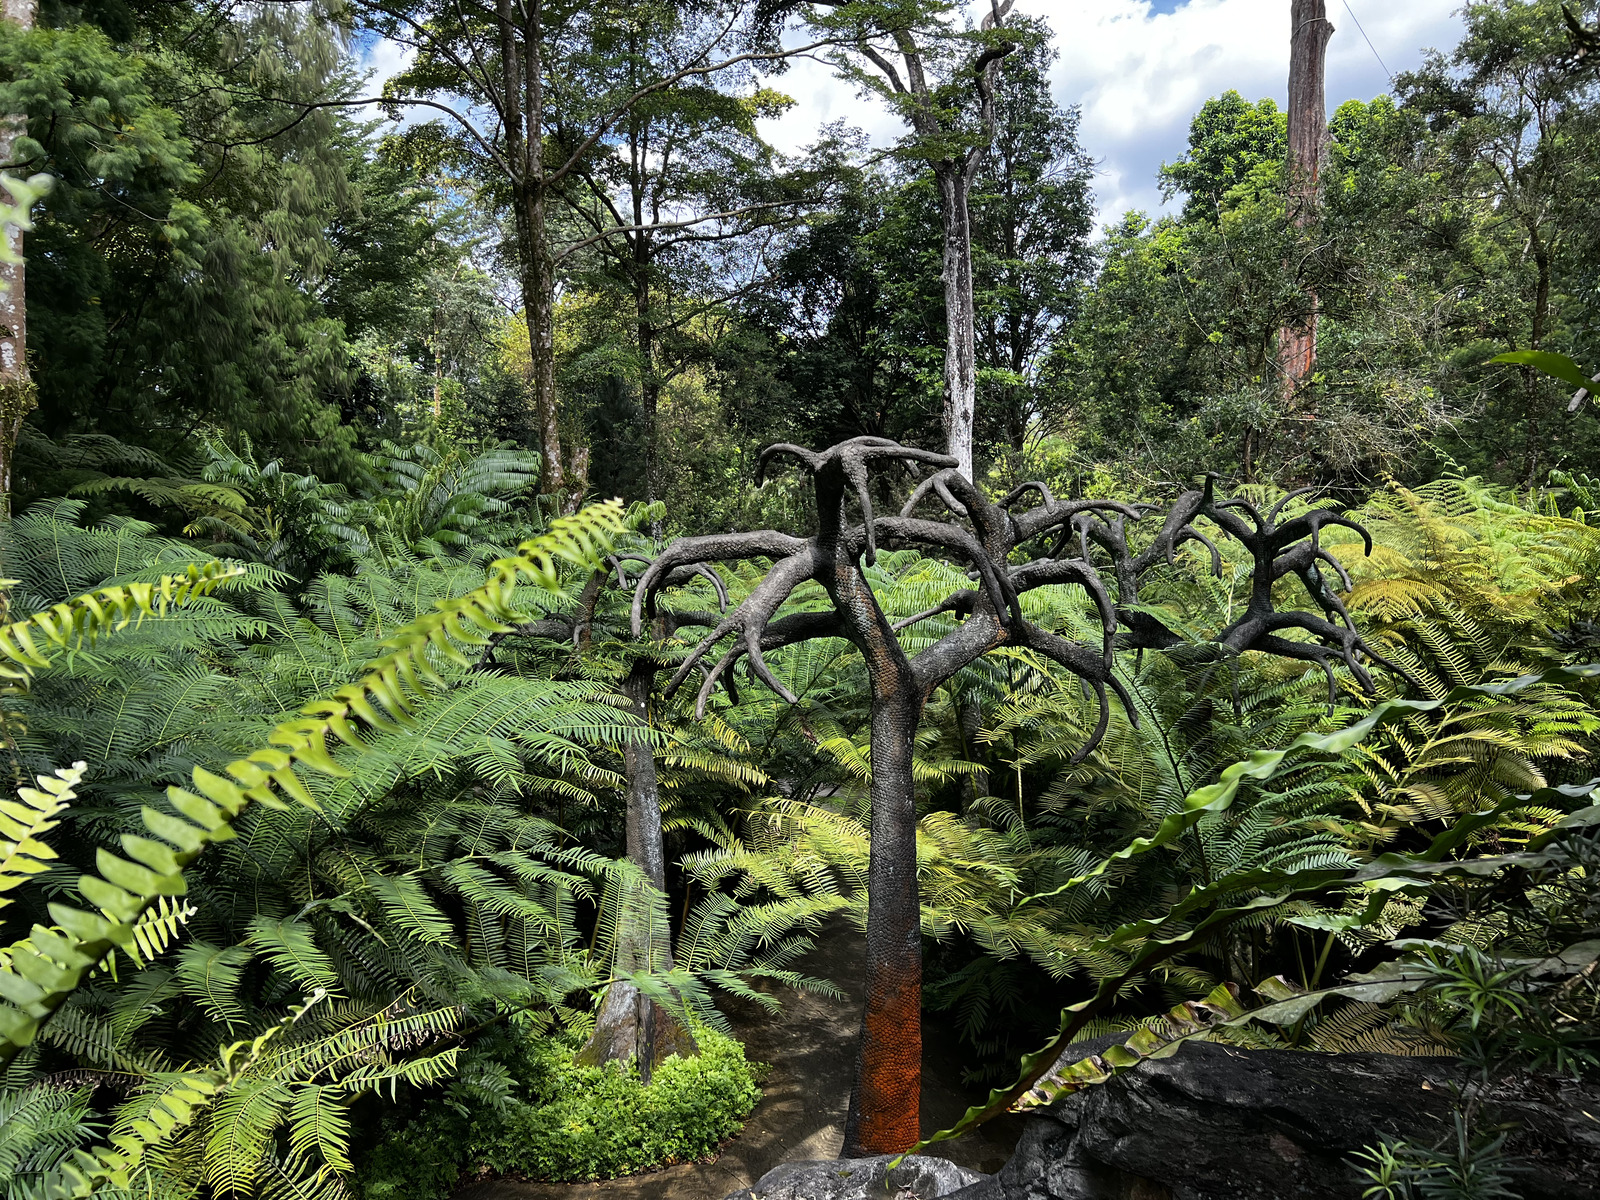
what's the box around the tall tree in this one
[811,0,1021,480]
[564,63,800,519]
[1160,91,1288,220]
[969,23,1094,462]
[1399,0,1600,485]
[361,0,820,500]
[3,1,366,483]
[1276,0,1334,406]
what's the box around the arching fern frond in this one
[0,564,243,692]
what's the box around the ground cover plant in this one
[358,1026,763,1195]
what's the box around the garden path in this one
[454,920,1022,1200]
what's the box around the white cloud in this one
[354,31,415,91]
[759,0,1464,223]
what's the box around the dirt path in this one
[455,922,1022,1200]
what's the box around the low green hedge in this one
[358,1025,765,1196]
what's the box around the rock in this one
[947,1041,1600,1200]
[722,1155,987,1200]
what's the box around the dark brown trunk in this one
[1524,242,1552,487]
[579,658,698,1081]
[634,224,661,531]
[0,0,39,520]
[1277,0,1333,410]
[516,190,567,497]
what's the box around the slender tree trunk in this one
[1277,0,1333,407]
[0,0,39,519]
[499,0,565,495]
[842,676,926,1156]
[638,295,659,501]
[936,167,979,482]
[1524,240,1552,487]
[580,658,698,1082]
[632,218,662,533]
[511,188,565,495]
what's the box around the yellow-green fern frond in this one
[0,763,84,915]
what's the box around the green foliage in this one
[0,172,52,278]
[1159,91,1288,222]
[0,502,631,1198]
[0,1083,93,1200]
[908,663,1600,1150]
[1356,1116,1523,1200]
[358,1025,764,1195]
[0,764,81,916]
[0,561,242,692]
[3,4,367,478]
[7,4,1600,1196]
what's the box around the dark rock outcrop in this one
[723,1155,984,1200]
[721,1043,1600,1200]
[949,1041,1600,1200]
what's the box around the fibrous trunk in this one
[578,660,698,1082]
[842,685,925,1156]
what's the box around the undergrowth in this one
[356,1024,766,1195]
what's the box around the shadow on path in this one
[454,921,1022,1200]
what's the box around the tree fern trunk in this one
[578,659,698,1082]
[842,684,925,1156]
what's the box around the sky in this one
[752,0,1468,221]
[356,1,1469,224]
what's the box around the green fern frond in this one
[0,764,84,915]
[0,564,243,692]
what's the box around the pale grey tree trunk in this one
[862,0,1013,482]
[578,658,698,1082]
[936,168,978,482]
[0,0,38,517]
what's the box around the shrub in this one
[357,1025,765,1197]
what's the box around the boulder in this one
[723,1155,986,1200]
[948,1040,1600,1200]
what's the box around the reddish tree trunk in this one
[1277,0,1333,406]
[841,683,926,1155]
